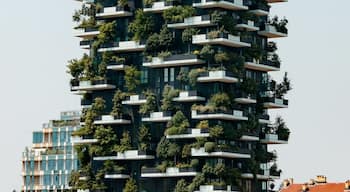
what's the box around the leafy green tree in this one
[161,85,179,111]
[275,72,291,98]
[200,45,215,67]
[163,6,195,23]
[129,9,154,40]
[166,111,190,135]
[208,93,231,111]
[209,125,224,139]
[67,54,93,80]
[91,126,117,156]
[138,124,151,151]
[139,90,157,115]
[175,179,188,192]
[123,178,138,192]
[124,66,141,93]
[115,131,132,152]
[275,116,290,141]
[111,89,126,117]
[182,28,199,53]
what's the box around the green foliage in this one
[90,126,117,156]
[196,120,209,129]
[118,0,128,6]
[143,0,156,6]
[275,116,290,141]
[188,68,206,87]
[190,159,199,168]
[124,66,141,93]
[139,90,157,115]
[98,21,116,44]
[123,178,138,192]
[162,6,195,23]
[200,45,215,63]
[156,137,179,160]
[111,89,126,117]
[182,144,192,159]
[114,131,132,152]
[175,179,188,192]
[193,137,207,149]
[275,72,291,98]
[211,11,238,35]
[145,25,174,55]
[241,78,257,94]
[208,92,231,111]
[188,174,205,192]
[129,9,155,41]
[209,125,224,138]
[182,28,199,43]
[270,16,288,33]
[204,142,216,152]
[166,111,190,135]
[67,54,93,80]
[138,124,151,151]
[161,85,179,111]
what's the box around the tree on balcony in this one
[200,45,215,68]
[166,111,190,135]
[138,124,151,151]
[211,11,238,35]
[188,68,206,87]
[143,0,156,7]
[196,120,209,129]
[157,137,180,163]
[92,21,117,51]
[275,116,290,141]
[124,66,141,93]
[162,6,195,23]
[67,54,93,80]
[114,131,132,152]
[176,68,190,90]
[123,178,138,192]
[161,85,179,112]
[269,16,288,34]
[275,72,291,98]
[90,125,117,156]
[111,89,126,118]
[129,9,155,41]
[175,179,188,192]
[145,25,174,56]
[182,28,199,53]
[139,90,157,115]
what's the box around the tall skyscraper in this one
[69,0,290,191]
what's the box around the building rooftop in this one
[280,176,350,192]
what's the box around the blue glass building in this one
[21,111,80,192]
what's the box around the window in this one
[141,68,148,84]
[170,68,175,82]
[66,159,72,170]
[48,160,56,170]
[41,160,46,171]
[57,159,64,170]
[60,131,66,143]
[52,131,58,145]
[164,68,169,83]
[33,132,43,144]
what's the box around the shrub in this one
[163,6,195,23]
[204,142,216,152]
[128,9,155,41]
[196,120,209,129]
[124,66,141,93]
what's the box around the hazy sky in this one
[1,0,350,191]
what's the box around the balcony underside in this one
[193,38,251,48]
[241,173,280,180]
[263,102,288,109]
[192,1,248,10]
[235,24,259,31]
[248,9,269,16]
[258,31,288,38]
[167,21,214,29]
[234,97,257,104]
[143,58,205,68]
[244,62,279,72]
[96,11,132,19]
[104,174,130,179]
[107,64,128,71]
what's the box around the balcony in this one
[96,6,132,18]
[105,171,130,179]
[248,3,270,16]
[70,79,116,93]
[197,70,239,83]
[94,115,131,125]
[98,41,146,52]
[166,128,210,139]
[235,20,259,31]
[71,136,98,145]
[141,167,197,178]
[240,134,259,141]
[143,54,205,68]
[260,133,288,144]
[142,111,172,122]
[167,15,214,29]
[192,33,251,48]
[195,185,240,192]
[241,168,280,180]
[74,0,95,3]
[122,94,147,105]
[74,27,100,38]
[259,24,288,38]
[79,39,92,49]
[106,62,128,71]
[173,91,206,102]
[258,114,271,124]
[191,147,251,159]
[143,1,174,13]
[262,97,288,109]
[244,58,280,72]
[192,110,248,121]
[267,0,288,3]
[193,0,248,10]
[93,150,155,161]
[234,93,257,104]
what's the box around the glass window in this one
[48,160,56,170]
[33,132,43,144]
[57,159,64,170]
[60,131,66,143]
[164,68,169,83]
[52,132,58,145]
[41,160,46,171]
[141,68,148,84]
[170,68,175,82]
[66,159,72,170]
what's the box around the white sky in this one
[0,0,349,191]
